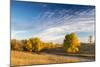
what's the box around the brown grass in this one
[11,50,80,66]
[11,44,95,66]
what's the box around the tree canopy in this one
[63,33,80,53]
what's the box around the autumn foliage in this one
[11,33,80,53]
[63,33,80,53]
[11,39,23,51]
[11,37,57,53]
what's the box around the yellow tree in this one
[24,39,33,52]
[30,38,42,53]
[63,32,80,53]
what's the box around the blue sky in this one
[11,1,95,43]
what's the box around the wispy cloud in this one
[31,8,94,43]
[11,2,95,43]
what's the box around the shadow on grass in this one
[41,44,95,60]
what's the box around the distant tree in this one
[21,39,27,51]
[88,35,93,45]
[25,39,33,52]
[63,32,80,53]
[30,38,43,53]
[47,42,53,49]
[11,39,17,50]
[11,39,23,50]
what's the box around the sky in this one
[11,1,95,43]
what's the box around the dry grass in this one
[11,50,80,66]
[11,44,95,66]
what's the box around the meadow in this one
[11,43,95,66]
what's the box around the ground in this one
[11,44,95,66]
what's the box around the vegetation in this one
[11,37,58,53]
[11,33,95,66]
[11,33,91,54]
[11,51,80,66]
[11,43,95,66]
[63,33,80,53]
[11,39,23,51]
[88,35,93,45]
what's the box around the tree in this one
[63,32,80,53]
[21,39,27,51]
[25,39,33,52]
[30,38,43,53]
[11,39,23,51]
[11,39,17,50]
[88,35,93,45]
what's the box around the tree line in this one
[11,37,61,53]
[11,32,80,53]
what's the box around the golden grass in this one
[11,50,80,66]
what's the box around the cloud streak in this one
[11,2,95,43]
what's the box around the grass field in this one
[11,50,81,66]
[11,43,95,66]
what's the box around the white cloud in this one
[11,4,95,43]
[11,30,27,39]
[32,18,94,43]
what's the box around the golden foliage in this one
[11,32,80,53]
[63,32,80,53]
[11,38,57,53]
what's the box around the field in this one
[11,43,95,66]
